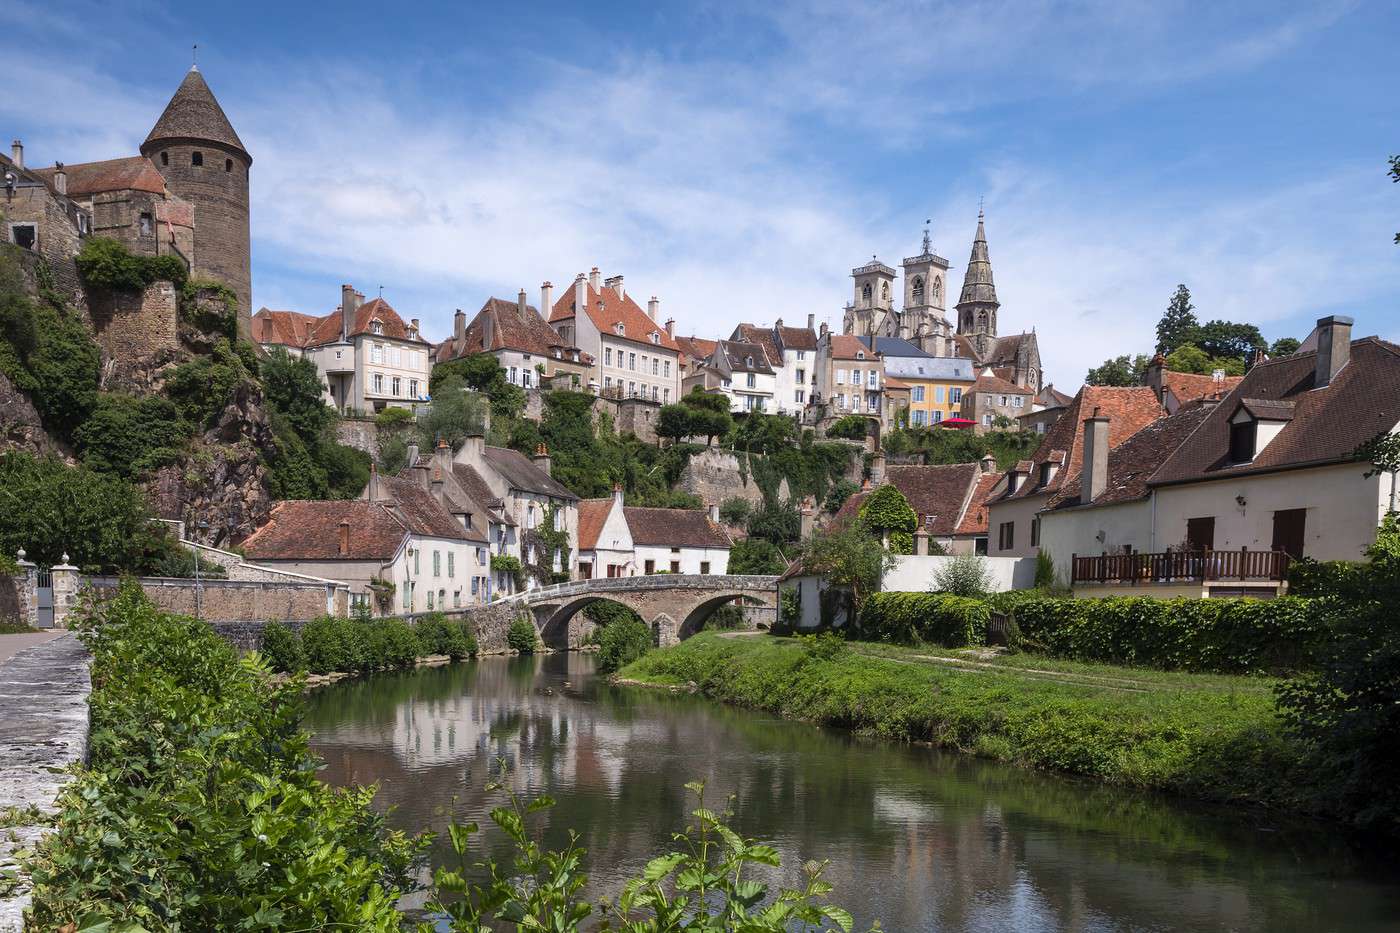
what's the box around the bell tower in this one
[901,222,952,348]
[846,256,897,337]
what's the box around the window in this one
[160,151,169,166]
[796,368,805,382]
[933,410,943,423]
[998,521,1015,551]
[371,320,384,335]
[650,332,660,344]
[373,373,384,393]
[982,413,992,426]
[1229,419,1256,463]
[746,356,754,367]
[604,376,612,388]
[651,385,659,400]
[1039,462,1053,487]
[1186,516,1215,551]
[447,551,455,577]
[746,373,756,388]
[615,323,625,336]
[932,277,941,301]
[644,559,656,574]
[1013,396,1024,408]
[670,560,680,573]
[628,381,636,395]
[191,151,203,166]
[935,386,945,403]
[605,347,612,366]
[664,360,670,377]
[471,577,479,595]
[913,410,926,426]
[427,589,436,610]
[371,343,382,363]
[836,369,846,384]
[837,393,847,409]
[950,388,962,404]
[509,366,518,383]
[868,372,877,388]
[523,370,532,388]
[857,351,866,360]
[700,561,710,574]
[652,358,659,375]
[642,355,648,371]
[663,388,670,403]
[9,224,36,250]
[409,378,419,398]
[1000,395,1008,406]
[433,550,441,577]
[629,353,637,370]
[391,376,401,396]
[76,212,90,235]
[225,157,233,172]
[1030,517,1040,547]
[862,283,872,304]
[795,389,805,404]
[912,275,924,304]
[912,386,925,402]
[402,579,411,610]
[453,589,461,608]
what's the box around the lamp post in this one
[192,520,210,621]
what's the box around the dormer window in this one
[370,320,384,335]
[650,332,660,344]
[615,323,625,336]
[746,356,754,367]
[856,351,866,360]
[407,326,417,339]
[1229,399,1294,464]
[1229,419,1256,463]
[1039,462,1057,487]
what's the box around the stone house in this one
[831,460,1004,555]
[575,486,731,578]
[1144,355,1243,414]
[434,292,593,389]
[682,339,778,413]
[1016,384,1075,435]
[814,331,883,419]
[3,144,92,305]
[730,319,820,413]
[960,369,1035,431]
[548,268,681,404]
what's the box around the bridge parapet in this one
[494,574,779,606]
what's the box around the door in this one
[35,569,53,629]
[1186,517,1215,551]
[1272,508,1307,559]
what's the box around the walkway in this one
[0,633,90,932]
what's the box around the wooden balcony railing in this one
[1070,548,1290,586]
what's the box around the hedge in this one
[1011,595,1327,674]
[264,614,477,675]
[858,592,991,647]
[1287,557,1366,599]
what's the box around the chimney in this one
[914,529,929,556]
[532,443,552,477]
[455,423,485,468]
[431,465,444,499]
[665,318,675,338]
[819,321,829,338]
[1314,315,1354,389]
[409,318,420,338]
[367,462,380,502]
[807,313,815,330]
[799,497,815,540]
[338,520,350,557]
[453,308,466,343]
[612,482,624,508]
[518,288,528,315]
[589,267,601,291]
[9,140,21,169]
[541,281,554,315]
[53,162,66,196]
[433,438,452,493]
[870,450,886,485]
[1146,354,1166,400]
[605,275,625,300]
[406,442,421,470]
[574,273,587,316]
[708,503,720,524]
[340,284,354,343]
[647,296,659,320]
[979,453,997,474]
[481,310,494,351]
[1081,407,1110,504]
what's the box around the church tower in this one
[141,65,253,338]
[901,224,952,352]
[844,257,897,337]
[954,211,999,344]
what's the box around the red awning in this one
[939,418,976,429]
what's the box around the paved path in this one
[0,631,65,665]
[0,633,89,933]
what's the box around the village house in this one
[433,292,592,389]
[730,318,820,413]
[1144,354,1243,413]
[832,460,1005,555]
[575,486,731,578]
[682,339,778,413]
[861,336,975,428]
[813,331,883,419]
[1016,384,1076,435]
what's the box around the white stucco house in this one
[730,319,820,414]
[575,487,732,578]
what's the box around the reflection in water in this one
[306,654,1400,932]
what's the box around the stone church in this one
[842,213,1042,394]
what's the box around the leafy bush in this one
[859,592,991,646]
[727,537,787,575]
[508,617,539,653]
[75,236,187,291]
[1034,549,1057,589]
[1012,595,1326,674]
[259,621,304,673]
[822,478,859,513]
[300,615,364,674]
[415,613,477,659]
[858,484,917,554]
[73,393,190,477]
[718,496,753,525]
[825,414,869,440]
[746,498,800,545]
[164,338,254,429]
[1287,557,1366,599]
[934,553,993,597]
[375,406,415,429]
[24,583,424,930]
[597,615,653,672]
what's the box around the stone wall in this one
[79,576,345,627]
[591,396,660,444]
[87,279,179,366]
[0,573,26,625]
[677,448,765,508]
[2,192,84,308]
[335,418,381,459]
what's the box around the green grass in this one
[621,633,1315,813]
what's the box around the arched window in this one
[932,277,941,302]
[224,158,233,172]
[370,320,384,335]
[160,151,168,166]
[881,282,889,301]
[912,276,924,305]
[861,283,872,305]
[191,151,203,167]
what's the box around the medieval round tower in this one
[140,66,253,338]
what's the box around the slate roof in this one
[377,475,477,542]
[550,278,679,352]
[438,297,583,363]
[1150,336,1400,486]
[1001,385,1164,502]
[242,501,407,561]
[858,336,932,358]
[718,340,775,374]
[34,156,167,197]
[624,507,731,549]
[882,355,976,381]
[482,446,578,501]
[1046,402,1213,511]
[142,67,250,160]
[834,463,983,537]
[955,212,998,309]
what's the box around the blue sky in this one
[5,0,1398,383]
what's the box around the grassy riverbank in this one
[620,633,1315,812]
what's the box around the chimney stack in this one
[431,465,444,498]
[10,140,21,169]
[980,453,997,474]
[455,423,485,468]
[605,275,625,300]
[340,284,354,343]
[612,482,624,508]
[1314,315,1354,389]
[1081,407,1110,504]
[799,497,815,540]
[819,321,829,338]
[589,267,601,291]
[409,318,420,335]
[518,288,528,315]
[1146,354,1166,400]
[433,438,452,495]
[870,450,886,485]
[914,529,929,556]
[406,442,421,470]
[52,162,66,196]
[574,273,587,316]
[807,313,815,330]
[532,443,552,477]
[708,503,720,524]
[338,520,350,556]
[665,318,675,338]
[541,281,554,316]
[367,462,380,502]
[647,296,659,320]
[454,308,466,343]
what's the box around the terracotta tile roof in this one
[624,507,731,549]
[576,498,615,550]
[1161,369,1243,406]
[676,336,718,364]
[828,334,875,361]
[438,297,577,363]
[242,500,407,561]
[969,372,1030,395]
[252,308,323,348]
[550,279,680,353]
[1003,385,1164,502]
[305,298,429,347]
[482,446,578,501]
[833,463,982,536]
[143,67,250,159]
[378,475,476,541]
[1036,383,1075,409]
[776,325,818,352]
[883,376,911,390]
[34,157,167,197]
[1151,336,1400,486]
[733,324,781,365]
[1047,403,1213,510]
[955,472,1003,535]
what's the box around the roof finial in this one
[191,44,198,71]
[377,284,384,299]
[978,195,984,219]
[922,219,931,255]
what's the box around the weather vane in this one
[922,218,932,254]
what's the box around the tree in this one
[1269,337,1301,357]
[418,375,488,448]
[679,389,734,445]
[655,404,694,445]
[747,499,800,545]
[1194,319,1265,362]
[260,348,331,440]
[718,497,753,525]
[858,484,918,554]
[1165,343,1243,376]
[825,415,868,440]
[822,478,859,513]
[727,537,787,574]
[1155,284,1199,355]
[933,553,993,596]
[431,353,526,425]
[797,521,895,617]
[1086,354,1148,387]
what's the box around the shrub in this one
[73,393,190,477]
[746,498,801,545]
[934,553,993,597]
[727,537,787,575]
[825,414,868,440]
[1034,549,1057,588]
[1011,595,1326,674]
[718,496,753,525]
[375,406,415,428]
[507,616,539,653]
[164,338,253,429]
[858,484,917,554]
[597,615,652,672]
[859,592,991,646]
[1287,557,1366,599]
[299,615,363,674]
[822,478,859,513]
[0,270,101,437]
[75,236,187,291]
[415,613,477,659]
[259,621,304,673]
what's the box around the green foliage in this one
[420,375,490,448]
[727,537,787,575]
[858,485,917,554]
[422,771,860,932]
[797,521,895,616]
[597,614,653,673]
[1034,549,1058,589]
[415,613,478,660]
[0,452,168,572]
[881,426,1039,470]
[1164,343,1245,376]
[656,403,695,444]
[265,410,330,499]
[1287,557,1366,598]
[678,388,734,444]
[1193,319,1265,362]
[859,592,990,646]
[825,414,869,440]
[179,279,239,341]
[1086,353,1149,387]
[73,393,189,476]
[260,347,332,439]
[1269,337,1301,357]
[297,614,457,674]
[259,621,304,673]
[24,584,425,931]
[491,554,525,590]
[508,617,539,653]
[374,406,415,429]
[1155,284,1199,355]
[300,615,365,674]
[933,553,993,597]
[75,237,187,292]
[144,545,228,580]
[823,478,859,513]
[318,439,372,500]
[717,496,753,525]
[746,498,800,545]
[164,338,253,429]
[430,353,527,424]
[1012,595,1325,674]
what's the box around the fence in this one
[1070,548,1290,585]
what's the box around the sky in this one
[5,0,1398,385]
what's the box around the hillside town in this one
[2,30,1399,933]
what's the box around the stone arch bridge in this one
[494,575,779,649]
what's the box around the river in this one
[305,652,1400,932]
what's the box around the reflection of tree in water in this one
[306,656,1400,932]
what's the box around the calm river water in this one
[305,653,1400,932]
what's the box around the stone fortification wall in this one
[335,418,381,459]
[82,576,344,627]
[676,448,790,509]
[87,280,179,366]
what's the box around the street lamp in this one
[193,520,210,621]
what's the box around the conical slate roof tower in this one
[955,211,999,338]
[143,66,251,160]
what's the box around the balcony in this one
[1071,548,1290,587]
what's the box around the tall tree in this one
[1194,320,1266,361]
[1155,284,1199,355]
[1086,354,1148,387]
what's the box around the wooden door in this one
[1186,516,1215,550]
[1272,508,1307,559]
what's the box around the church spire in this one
[955,209,1000,338]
